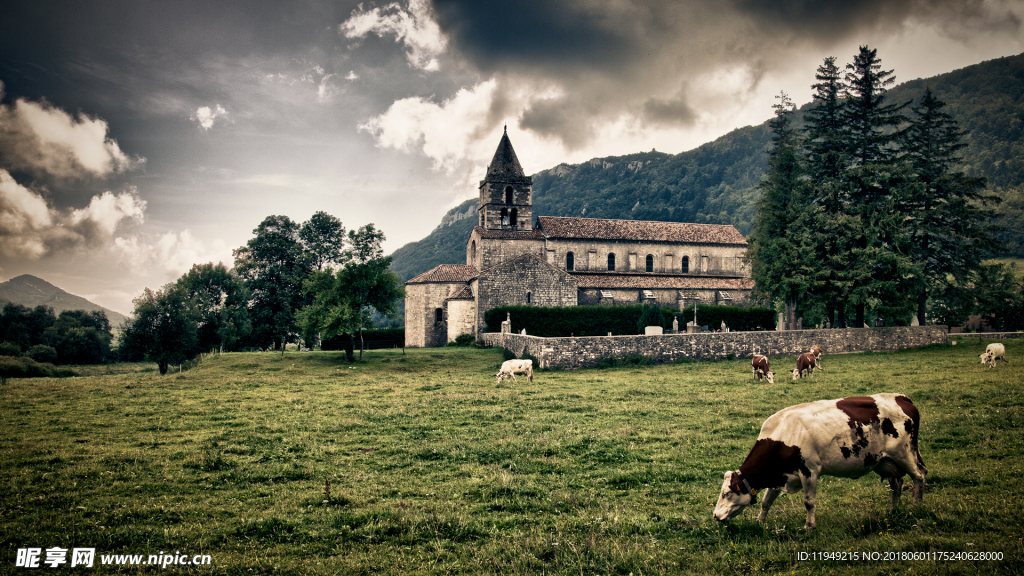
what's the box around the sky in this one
[1,0,1023,316]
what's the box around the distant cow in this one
[809,346,825,371]
[979,343,1008,368]
[792,352,818,380]
[713,393,926,530]
[751,355,774,384]
[496,359,533,383]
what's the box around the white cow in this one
[713,393,926,530]
[496,359,533,383]
[979,343,1008,368]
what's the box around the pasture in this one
[1,339,1022,575]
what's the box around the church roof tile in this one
[406,264,478,284]
[537,216,747,245]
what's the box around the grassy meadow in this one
[2,339,1023,575]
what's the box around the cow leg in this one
[888,476,904,511]
[800,473,819,530]
[756,488,781,522]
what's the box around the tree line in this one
[748,46,1023,331]
[119,212,404,374]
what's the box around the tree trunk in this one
[837,301,847,329]
[826,303,835,329]
[359,326,364,361]
[344,333,355,362]
[159,359,169,375]
[855,303,866,328]
[785,297,798,331]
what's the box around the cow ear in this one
[724,471,732,480]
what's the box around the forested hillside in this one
[390,52,1024,281]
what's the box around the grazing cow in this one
[792,352,818,380]
[713,393,926,530]
[496,359,533,383]
[751,355,774,384]
[979,343,1008,368]
[809,346,825,372]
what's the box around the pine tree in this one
[747,92,813,329]
[840,46,911,327]
[900,88,1001,324]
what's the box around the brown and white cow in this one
[792,352,818,380]
[751,355,774,384]
[809,346,825,372]
[713,393,926,530]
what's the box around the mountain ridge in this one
[0,274,130,327]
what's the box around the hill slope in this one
[0,274,130,327]
[390,52,1024,281]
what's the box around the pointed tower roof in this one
[484,128,531,184]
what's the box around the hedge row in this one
[0,356,75,384]
[484,304,776,337]
[321,328,405,351]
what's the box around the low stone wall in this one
[480,326,948,370]
[954,332,1024,339]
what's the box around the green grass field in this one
[2,340,1023,575]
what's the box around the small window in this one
[681,256,689,274]
[510,208,518,226]
[505,186,513,205]
[526,291,532,304]
[470,240,477,263]
[434,308,444,323]
[566,251,575,271]
[608,253,616,271]
[646,254,654,272]
[501,208,509,225]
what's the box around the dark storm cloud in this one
[427,0,1020,146]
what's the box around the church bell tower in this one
[479,127,533,232]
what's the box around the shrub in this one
[445,333,476,347]
[0,356,69,384]
[26,345,58,364]
[637,303,664,333]
[484,304,776,337]
[0,342,22,357]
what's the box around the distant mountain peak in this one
[0,274,130,327]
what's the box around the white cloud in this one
[192,104,228,130]
[0,168,146,259]
[114,229,230,277]
[341,0,447,71]
[345,70,359,81]
[0,81,143,180]
[316,74,338,103]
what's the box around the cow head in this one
[764,370,775,384]
[495,371,507,383]
[792,368,801,381]
[713,471,757,522]
[979,351,991,365]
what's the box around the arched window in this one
[434,308,444,323]
[681,256,689,274]
[607,253,616,271]
[501,208,509,225]
[646,254,654,272]
[505,186,513,205]
[470,240,477,263]
[526,291,532,304]
[510,208,518,226]
[566,251,575,271]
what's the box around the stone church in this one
[405,130,754,347]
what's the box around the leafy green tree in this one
[974,263,1024,331]
[300,211,346,271]
[747,92,814,329]
[299,224,404,360]
[120,285,199,374]
[636,303,665,333]
[176,262,250,351]
[0,303,56,351]
[900,88,1001,324]
[233,215,313,351]
[42,310,113,364]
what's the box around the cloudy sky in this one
[1,0,1022,315]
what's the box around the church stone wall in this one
[405,282,464,348]
[446,299,476,343]
[546,239,747,276]
[476,258,578,336]
[477,237,544,273]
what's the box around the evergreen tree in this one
[840,46,911,327]
[900,88,1001,325]
[747,92,813,329]
[803,56,851,327]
